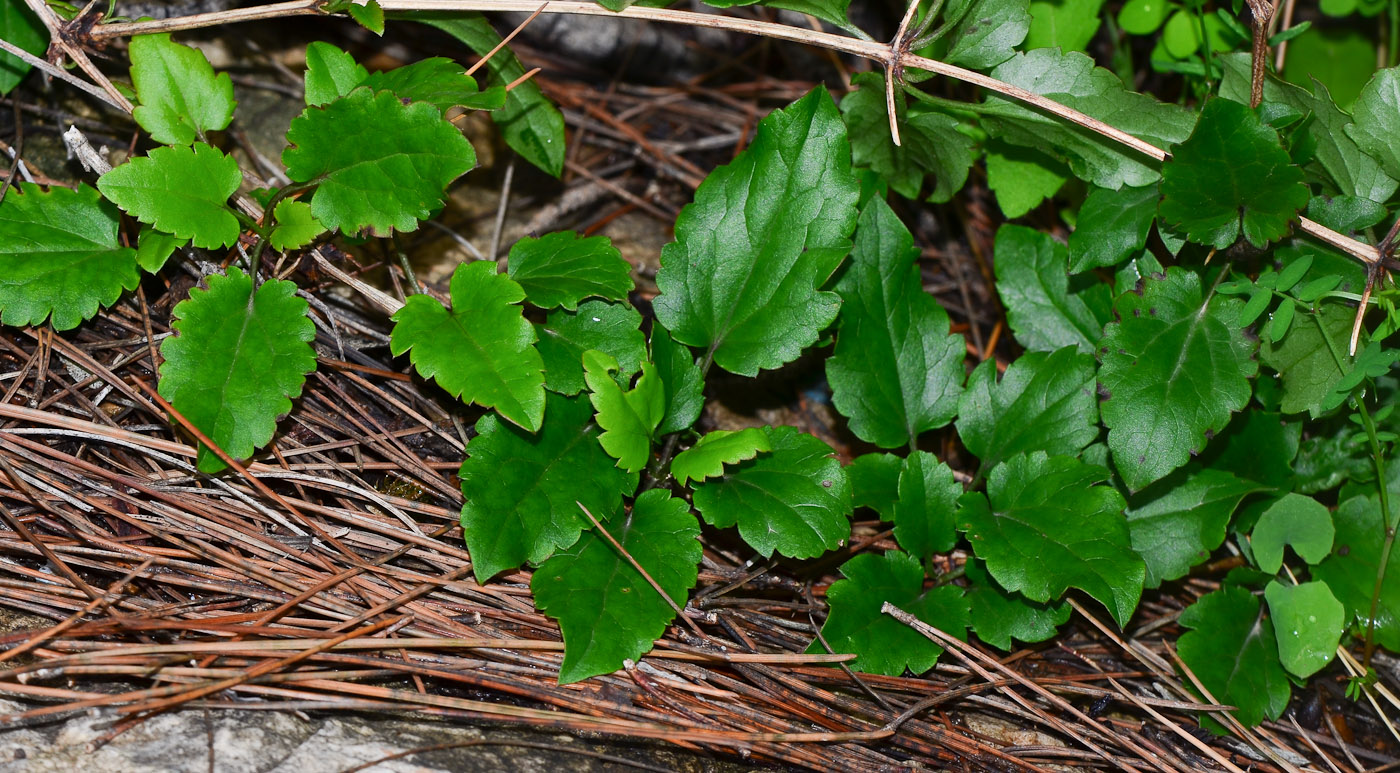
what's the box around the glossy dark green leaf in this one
[0,0,46,95]
[1177,586,1291,726]
[128,33,235,145]
[1068,184,1159,273]
[840,72,973,203]
[994,225,1110,353]
[956,347,1099,472]
[507,231,634,311]
[964,558,1070,650]
[649,326,703,436]
[1347,67,1400,180]
[892,451,962,561]
[847,452,902,518]
[536,301,646,396]
[1260,303,1351,417]
[944,0,1032,69]
[1126,466,1263,587]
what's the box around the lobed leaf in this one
[956,347,1099,472]
[507,232,634,311]
[1097,267,1258,491]
[129,33,235,145]
[827,198,964,449]
[268,199,326,252]
[650,326,704,436]
[1177,586,1291,726]
[892,452,962,561]
[533,489,701,683]
[1250,493,1334,573]
[671,429,771,487]
[1126,466,1263,587]
[390,261,545,431]
[654,87,859,376]
[459,392,637,582]
[536,301,646,396]
[583,349,664,473]
[0,183,140,330]
[158,268,316,473]
[964,558,1070,650]
[97,142,243,249]
[993,225,1111,354]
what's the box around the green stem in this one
[1194,5,1214,89]
[391,233,421,295]
[1356,399,1395,668]
[1391,0,1400,68]
[642,342,715,491]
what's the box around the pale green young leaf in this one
[840,72,974,203]
[1251,493,1334,573]
[0,183,139,330]
[810,552,969,675]
[507,232,634,311]
[533,489,701,684]
[957,452,1143,627]
[1098,267,1258,491]
[892,452,962,561]
[1260,303,1352,417]
[964,558,1070,650]
[981,50,1195,189]
[268,199,327,252]
[361,57,495,115]
[390,261,545,432]
[827,198,964,449]
[1068,184,1159,273]
[135,226,185,274]
[1126,466,1263,587]
[347,0,385,34]
[0,0,45,95]
[158,267,316,473]
[97,142,243,249]
[1025,0,1102,52]
[654,87,859,377]
[129,33,235,145]
[284,87,475,237]
[848,453,902,518]
[1177,586,1291,726]
[583,350,664,473]
[536,301,646,396]
[670,428,771,487]
[943,0,1032,69]
[1347,67,1400,180]
[994,225,1110,353]
[691,426,852,559]
[984,141,1068,217]
[1311,494,1400,651]
[303,41,367,106]
[409,14,566,177]
[1159,98,1309,249]
[459,392,637,583]
[650,326,703,436]
[1265,580,1344,679]
[956,347,1099,472]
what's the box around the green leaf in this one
[981,49,1195,189]
[703,0,853,30]
[1265,580,1343,679]
[506,231,634,310]
[984,141,1068,217]
[840,72,974,203]
[957,347,1099,472]
[811,552,969,676]
[848,453,902,519]
[0,183,140,330]
[964,558,1070,650]
[409,14,566,177]
[691,426,852,558]
[1308,195,1387,234]
[1117,0,1172,34]
[1177,586,1291,727]
[1025,0,1104,53]
[654,87,859,377]
[283,87,476,237]
[1281,27,1375,109]
[1199,410,1300,489]
[536,301,646,396]
[128,33,235,146]
[893,452,962,561]
[583,350,664,473]
[0,0,46,95]
[1159,99,1309,249]
[347,0,385,35]
[958,452,1143,627]
[994,225,1110,353]
[649,326,703,436]
[390,261,545,432]
[944,0,1032,69]
[1260,303,1352,417]
[671,428,771,486]
[1126,466,1263,587]
[158,267,316,473]
[303,41,368,107]
[360,57,488,115]
[135,226,185,274]
[1348,68,1400,180]
[268,199,327,252]
[1097,267,1258,491]
[459,392,638,582]
[1068,184,1159,273]
[532,489,701,684]
[1311,494,1400,652]
[827,198,964,449]
[97,142,243,249]
[1251,493,1334,573]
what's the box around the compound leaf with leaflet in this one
[671,428,771,486]
[459,392,637,582]
[956,347,1098,472]
[654,87,859,376]
[0,183,140,330]
[97,142,242,249]
[536,301,646,396]
[811,552,970,676]
[583,350,664,473]
[533,489,701,683]
[507,232,634,311]
[1098,267,1258,491]
[390,260,545,431]
[129,33,235,145]
[692,425,852,558]
[1177,586,1291,726]
[158,267,316,473]
[284,87,475,236]
[957,452,1143,627]
[827,198,964,449]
